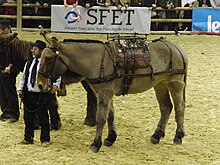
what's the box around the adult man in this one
[17,40,61,145]
[0,19,20,122]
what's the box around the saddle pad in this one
[116,48,150,69]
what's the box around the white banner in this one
[51,5,151,34]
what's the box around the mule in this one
[37,31,188,153]
[0,33,97,126]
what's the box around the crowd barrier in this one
[0,1,192,34]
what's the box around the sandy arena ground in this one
[0,32,219,165]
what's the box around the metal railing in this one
[0,2,193,34]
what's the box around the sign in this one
[192,8,220,34]
[210,0,220,7]
[51,5,151,34]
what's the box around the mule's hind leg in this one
[168,80,185,144]
[90,88,114,153]
[103,101,117,147]
[151,82,173,144]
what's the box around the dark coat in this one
[30,0,54,6]
[158,0,180,8]
[0,44,21,77]
[78,0,97,7]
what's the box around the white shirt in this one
[17,57,61,92]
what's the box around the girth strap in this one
[86,68,185,84]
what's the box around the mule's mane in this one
[9,38,33,60]
[63,39,104,44]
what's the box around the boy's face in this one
[0,27,11,35]
[31,46,42,57]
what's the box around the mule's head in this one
[37,47,69,92]
[0,32,18,46]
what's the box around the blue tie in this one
[30,58,39,87]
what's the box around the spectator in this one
[22,0,36,28]
[210,0,219,9]
[63,0,78,7]
[198,0,211,6]
[53,0,63,4]
[114,0,131,11]
[179,0,199,31]
[17,40,61,145]
[78,0,96,8]
[140,0,160,30]
[96,0,112,6]
[0,19,20,122]
[157,0,180,34]
[0,0,6,15]
[31,0,53,28]
[3,0,17,27]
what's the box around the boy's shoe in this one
[50,121,62,131]
[20,139,34,145]
[0,115,7,121]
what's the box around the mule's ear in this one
[40,31,52,45]
[51,37,60,48]
[52,37,58,41]
[40,31,60,48]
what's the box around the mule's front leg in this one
[103,101,117,147]
[90,89,113,153]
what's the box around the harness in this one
[87,37,186,96]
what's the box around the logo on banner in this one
[64,8,82,24]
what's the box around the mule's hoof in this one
[103,139,113,147]
[103,131,117,147]
[151,136,160,144]
[173,138,182,144]
[174,129,184,144]
[83,119,96,127]
[89,145,99,153]
[90,137,102,153]
[151,130,164,144]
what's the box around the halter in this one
[38,48,69,84]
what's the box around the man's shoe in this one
[0,114,19,122]
[7,118,18,123]
[41,141,50,147]
[20,139,34,145]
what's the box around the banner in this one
[51,5,151,34]
[192,8,220,34]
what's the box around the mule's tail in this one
[183,71,187,101]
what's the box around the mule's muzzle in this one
[37,70,52,92]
